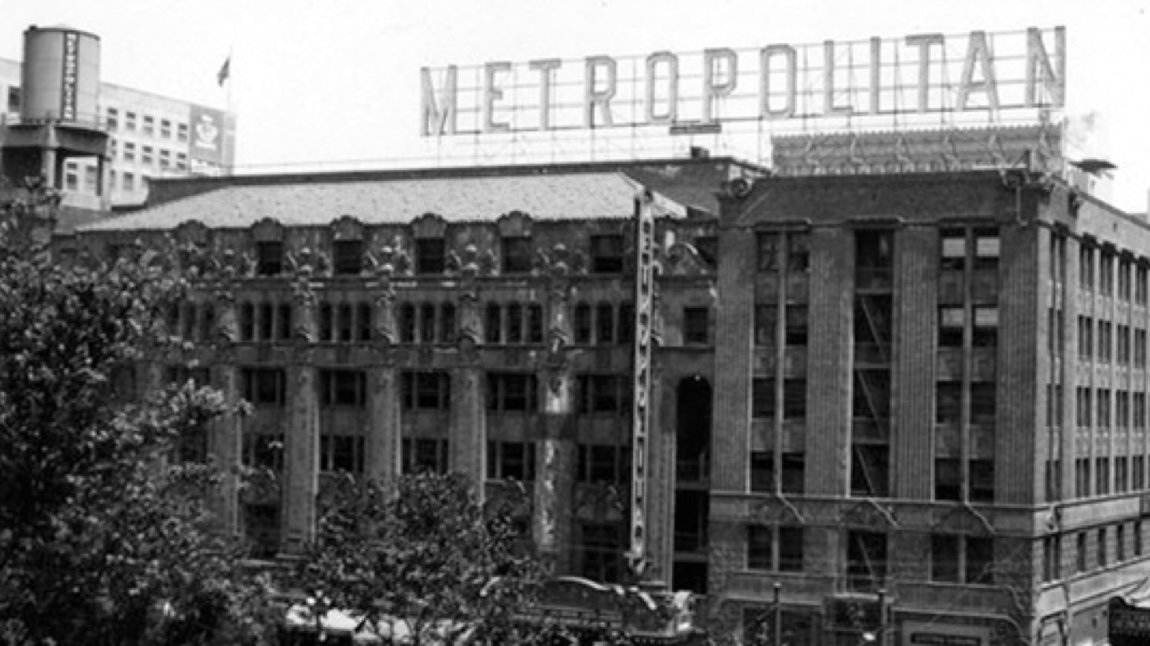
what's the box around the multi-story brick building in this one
[56,148,1150,644]
[1,25,236,210]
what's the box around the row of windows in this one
[1073,455,1150,498]
[1043,519,1147,582]
[1077,317,1148,365]
[108,140,188,171]
[251,234,633,278]
[745,528,995,585]
[1071,388,1149,429]
[1078,246,1150,304]
[756,228,1000,276]
[105,107,190,143]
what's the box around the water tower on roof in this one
[1,25,110,211]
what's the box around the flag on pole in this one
[217,57,230,86]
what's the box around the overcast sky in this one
[1,0,1147,211]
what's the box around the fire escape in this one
[851,230,894,502]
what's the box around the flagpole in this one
[225,47,233,175]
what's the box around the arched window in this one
[596,302,615,344]
[420,303,436,343]
[573,303,592,344]
[399,303,416,343]
[440,303,457,343]
[357,303,373,342]
[239,302,255,341]
[506,303,523,344]
[527,305,544,343]
[319,302,333,342]
[486,303,502,344]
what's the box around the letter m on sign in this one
[421,66,458,136]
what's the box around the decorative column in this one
[209,284,242,536]
[282,280,320,553]
[366,278,401,482]
[536,276,576,572]
[450,270,486,490]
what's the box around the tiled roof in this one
[78,172,680,232]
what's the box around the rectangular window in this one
[969,459,995,503]
[487,373,539,412]
[754,305,777,346]
[577,374,627,415]
[159,149,171,170]
[931,534,960,582]
[847,531,887,592]
[487,441,536,481]
[590,235,625,273]
[973,230,999,270]
[752,379,775,419]
[1080,246,1095,291]
[177,122,189,142]
[972,307,998,347]
[941,230,967,271]
[501,237,533,273]
[1079,316,1093,359]
[401,371,451,411]
[1118,523,1127,562]
[935,458,961,501]
[757,232,780,271]
[966,537,995,584]
[783,379,806,420]
[1098,527,1108,568]
[577,444,628,484]
[333,239,363,275]
[243,433,284,470]
[747,526,772,570]
[596,303,615,344]
[1119,260,1132,301]
[1136,521,1144,557]
[241,368,286,406]
[256,241,283,276]
[416,238,446,274]
[785,305,808,346]
[176,152,188,171]
[1076,532,1088,572]
[160,118,172,138]
[1138,266,1149,305]
[125,111,137,131]
[401,438,449,474]
[142,115,155,136]
[938,307,965,347]
[581,523,624,583]
[319,435,365,473]
[1100,253,1114,295]
[123,142,136,162]
[779,527,804,571]
[750,451,774,493]
[106,106,119,130]
[781,453,805,494]
[683,307,709,344]
[1043,535,1062,582]
[319,370,366,407]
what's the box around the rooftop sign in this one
[420,27,1064,137]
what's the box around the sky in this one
[1,0,1148,211]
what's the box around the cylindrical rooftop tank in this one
[20,25,101,126]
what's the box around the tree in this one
[0,180,275,645]
[289,472,565,645]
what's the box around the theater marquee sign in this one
[421,27,1064,136]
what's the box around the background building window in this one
[319,370,366,407]
[416,238,446,274]
[401,371,451,410]
[487,373,539,412]
[256,241,283,276]
[402,438,449,474]
[590,235,624,273]
[502,237,533,273]
[333,240,363,275]
[320,435,365,473]
[241,368,285,406]
[683,307,709,344]
[486,441,536,481]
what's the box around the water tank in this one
[20,25,101,126]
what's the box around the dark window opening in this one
[502,237,533,273]
[590,235,625,273]
[683,307,710,345]
[416,238,446,274]
[333,239,363,275]
[256,241,283,276]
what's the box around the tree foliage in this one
[0,181,275,645]
[291,473,563,645]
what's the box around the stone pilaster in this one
[282,282,319,553]
[536,362,576,573]
[366,365,401,482]
[449,365,486,490]
[210,363,242,536]
[283,361,319,552]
